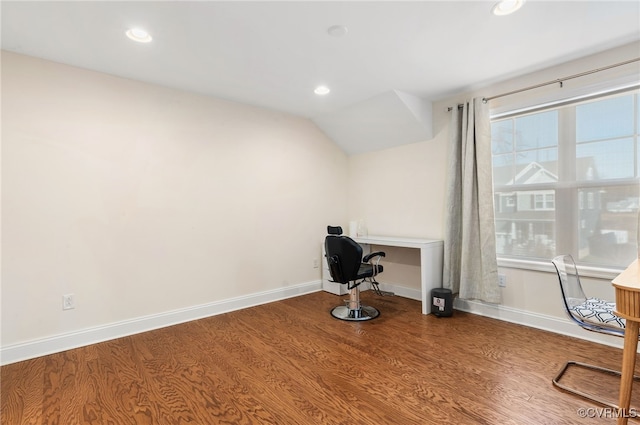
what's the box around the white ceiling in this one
[2,1,640,154]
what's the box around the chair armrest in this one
[363,251,386,263]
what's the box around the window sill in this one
[497,257,625,281]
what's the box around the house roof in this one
[493,157,598,187]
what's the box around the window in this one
[491,89,640,269]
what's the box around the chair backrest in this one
[325,233,363,284]
[551,254,588,315]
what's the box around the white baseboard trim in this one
[1,280,322,366]
[453,298,625,350]
[375,282,422,301]
[3,280,628,365]
[377,282,626,350]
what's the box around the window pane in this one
[576,95,634,142]
[637,94,640,176]
[577,185,639,268]
[514,148,558,184]
[491,119,513,154]
[492,153,514,185]
[515,111,558,151]
[494,190,556,259]
[576,138,634,180]
[491,89,639,269]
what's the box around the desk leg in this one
[618,319,639,425]
[420,245,444,315]
[421,246,428,315]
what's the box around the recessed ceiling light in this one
[491,0,525,16]
[327,25,348,37]
[314,86,331,95]
[126,28,152,43]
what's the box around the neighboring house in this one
[493,158,638,264]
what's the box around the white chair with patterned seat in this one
[552,254,639,408]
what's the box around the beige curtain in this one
[443,98,501,304]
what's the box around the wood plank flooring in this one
[3,291,640,424]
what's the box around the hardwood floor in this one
[3,291,640,424]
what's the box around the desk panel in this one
[354,236,443,314]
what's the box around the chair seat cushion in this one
[570,298,625,329]
[356,264,383,279]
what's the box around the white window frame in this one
[491,84,640,278]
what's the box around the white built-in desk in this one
[353,236,443,315]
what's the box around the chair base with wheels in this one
[330,287,380,321]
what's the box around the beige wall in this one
[1,52,348,346]
[347,41,640,315]
[3,41,638,354]
[348,139,448,292]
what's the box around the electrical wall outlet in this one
[498,274,507,288]
[62,293,75,310]
[313,258,319,269]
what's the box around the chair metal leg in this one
[369,276,394,297]
[330,285,379,321]
[553,361,640,410]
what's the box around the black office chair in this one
[324,225,391,321]
[551,254,639,408]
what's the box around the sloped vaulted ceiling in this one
[2,1,639,154]
[313,90,432,155]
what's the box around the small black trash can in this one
[431,288,453,317]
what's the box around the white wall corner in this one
[312,90,433,155]
[394,90,433,139]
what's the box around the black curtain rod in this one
[447,57,640,112]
